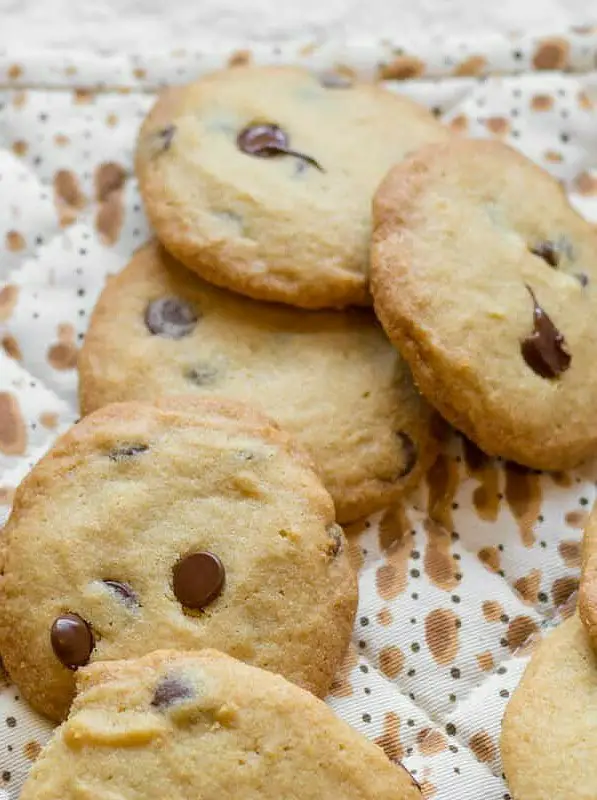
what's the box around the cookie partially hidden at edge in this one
[371,138,597,470]
[0,398,357,720]
[501,615,597,800]
[135,65,448,309]
[20,650,421,800]
[78,242,439,523]
[578,506,597,647]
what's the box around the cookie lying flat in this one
[0,398,357,721]
[21,650,421,800]
[78,242,439,523]
[135,65,448,309]
[578,507,597,647]
[371,139,597,470]
[501,615,597,800]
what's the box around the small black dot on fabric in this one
[500,613,509,623]
[500,689,510,698]
[76,267,83,275]
[35,235,44,245]
[538,514,545,522]
[455,572,462,581]
[362,713,371,723]
[407,747,413,755]
[455,619,462,629]
[453,553,461,561]
[410,569,420,578]
[410,617,417,624]
[449,744,459,753]
[451,595,461,604]
[580,497,589,506]
[83,131,92,140]
[133,204,141,212]
[38,112,48,122]
[540,541,547,549]
[446,723,457,736]
[411,642,420,653]
[451,502,459,510]
[513,50,523,59]
[451,532,460,541]
[432,106,442,117]
[364,687,371,695]
[411,550,420,560]
[511,130,520,138]
[77,333,84,341]
[133,228,141,237]
[407,719,415,727]
[504,794,512,800]
[77,288,85,297]
[5,717,16,728]
[359,664,369,673]
[6,746,12,752]
[500,638,508,647]
[409,692,415,701]
[33,156,42,165]
[561,109,569,118]
[78,309,86,317]
[360,617,369,627]
[560,133,570,143]
[407,668,416,677]
[358,641,366,649]
[411,592,419,600]
[362,548,368,555]
[497,492,504,500]
[557,88,566,97]
[2,771,10,782]
[454,767,461,774]
[498,569,505,577]
[498,544,504,552]
[497,666,507,675]
[79,248,87,256]
[512,108,520,117]
[512,88,522,98]
[32,312,39,319]
[451,668,461,679]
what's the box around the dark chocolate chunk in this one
[145,297,198,339]
[520,285,571,379]
[185,364,219,386]
[157,125,176,152]
[103,580,138,607]
[319,71,353,89]
[50,613,94,670]
[397,432,417,478]
[530,241,560,268]
[172,552,225,609]
[326,523,345,557]
[108,444,149,462]
[236,123,324,172]
[151,676,194,709]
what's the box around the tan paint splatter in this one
[565,510,588,529]
[578,91,594,110]
[551,471,572,488]
[1,335,22,361]
[379,646,404,679]
[106,113,119,128]
[485,116,510,136]
[0,487,15,506]
[5,230,25,252]
[469,731,496,763]
[95,162,127,202]
[544,149,563,163]
[379,502,410,551]
[425,608,459,665]
[573,172,597,196]
[94,163,127,246]
[47,323,78,371]
[54,133,70,147]
[73,89,95,104]
[552,576,578,608]
[420,781,437,799]
[374,712,403,762]
[482,600,503,622]
[329,643,358,698]
[514,568,541,604]
[417,728,447,756]
[133,67,147,79]
[476,651,494,671]
[64,65,77,76]
[449,114,469,134]
[377,607,393,626]
[376,510,412,600]
[426,454,460,531]
[507,616,539,653]
[228,49,252,68]
[378,55,425,80]
[12,90,27,108]
[452,55,487,77]
[478,546,500,573]
[559,540,581,568]
[0,392,27,455]
[7,64,23,79]
[504,462,541,547]
[531,94,554,111]
[24,741,41,761]
[346,537,364,574]
[0,285,19,321]
[53,170,87,227]
[39,411,59,430]
[532,37,569,70]
[424,518,459,591]
[298,42,318,56]
[11,140,28,157]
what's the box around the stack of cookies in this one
[2,64,597,798]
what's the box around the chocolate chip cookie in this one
[20,650,421,800]
[0,398,357,720]
[371,138,597,470]
[78,242,439,523]
[501,615,596,800]
[135,65,448,309]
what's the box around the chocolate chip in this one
[397,432,417,478]
[319,71,353,89]
[576,272,589,287]
[50,613,94,670]
[108,444,148,462]
[151,676,194,709]
[530,241,560,268]
[521,285,571,379]
[236,123,324,172]
[326,523,345,557]
[103,580,138,607]
[172,552,225,609]
[185,364,219,386]
[145,297,198,339]
[157,125,175,152]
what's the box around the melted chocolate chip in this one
[236,123,324,172]
[397,432,417,478]
[520,285,571,379]
[157,125,175,152]
[50,613,94,670]
[185,364,219,386]
[576,272,589,287]
[172,552,225,609]
[326,523,345,558]
[145,297,198,339]
[109,444,149,462]
[103,580,138,607]
[151,676,194,709]
[319,72,353,89]
[530,241,560,268]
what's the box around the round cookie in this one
[78,242,439,523]
[371,138,597,470]
[501,615,597,800]
[21,649,421,800]
[135,65,448,309]
[0,398,357,721]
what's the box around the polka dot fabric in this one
[1,27,597,800]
